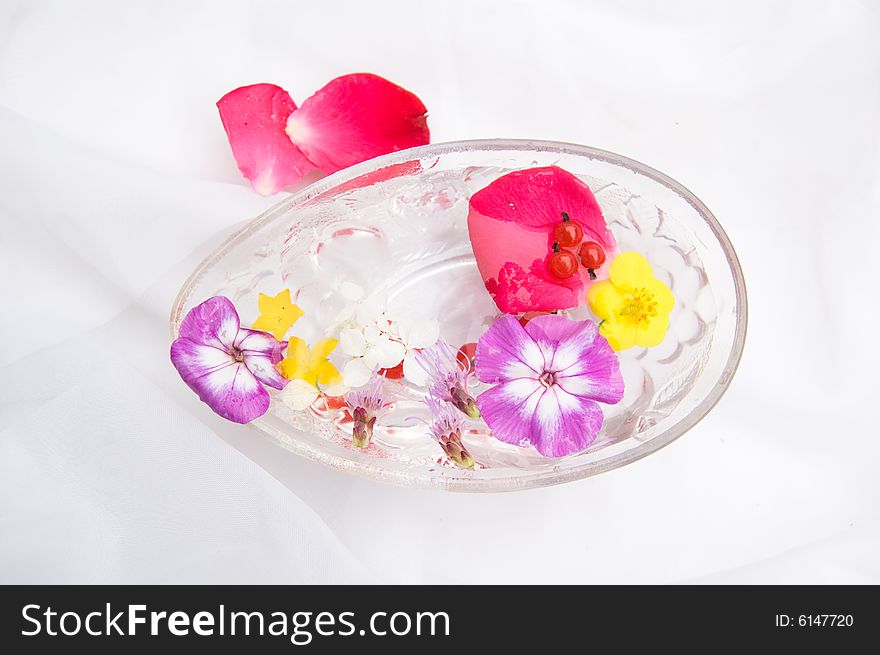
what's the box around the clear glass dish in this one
[170,140,747,491]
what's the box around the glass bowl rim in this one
[170,138,748,492]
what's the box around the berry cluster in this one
[546,211,606,280]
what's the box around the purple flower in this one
[425,395,475,469]
[413,340,480,420]
[170,296,288,424]
[344,375,387,448]
[475,314,624,457]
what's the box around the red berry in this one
[578,241,606,269]
[456,342,478,373]
[547,250,579,278]
[552,221,583,248]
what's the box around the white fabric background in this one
[1,0,878,583]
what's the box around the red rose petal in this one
[305,159,423,206]
[217,84,319,196]
[469,214,584,314]
[469,166,614,247]
[285,73,429,174]
[468,166,616,314]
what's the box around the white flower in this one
[331,282,385,328]
[333,282,440,388]
[280,379,321,411]
[341,326,407,387]
[397,315,441,385]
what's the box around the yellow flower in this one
[252,289,304,340]
[277,337,344,411]
[586,252,674,351]
[277,337,342,386]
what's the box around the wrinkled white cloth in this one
[1,0,878,584]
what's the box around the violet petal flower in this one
[171,296,288,424]
[344,375,387,448]
[425,394,475,469]
[475,314,623,457]
[413,340,480,419]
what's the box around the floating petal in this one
[364,338,406,369]
[178,296,240,351]
[170,338,233,384]
[252,289,304,340]
[339,328,367,357]
[280,379,320,411]
[342,358,372,388]
[468,166,615,314]
[523,315,624,405]
[469,166,614,242]
[474,315,544,384]
[476,378,543,448]
[235,327,286,359]
[171,339,268,424]
[588,252,675,352]
[530,388,605,457]
[396,316,440,349]
[277,336,311,381]
[608,250,655,291]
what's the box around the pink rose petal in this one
[468,166,616,314]
[285,73,429,174]
[470,166,614,242]
[306,159,424,206]
[473,217,584,314]
[217,83,318,196]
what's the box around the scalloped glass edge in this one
[170,139,747,492]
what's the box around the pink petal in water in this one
[468,166,616,314]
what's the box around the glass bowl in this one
[170,139,747,491]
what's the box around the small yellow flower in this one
[277,337,344,411]
[252,289,304,340]
[277,337,342,387]
[586,252,674,351]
